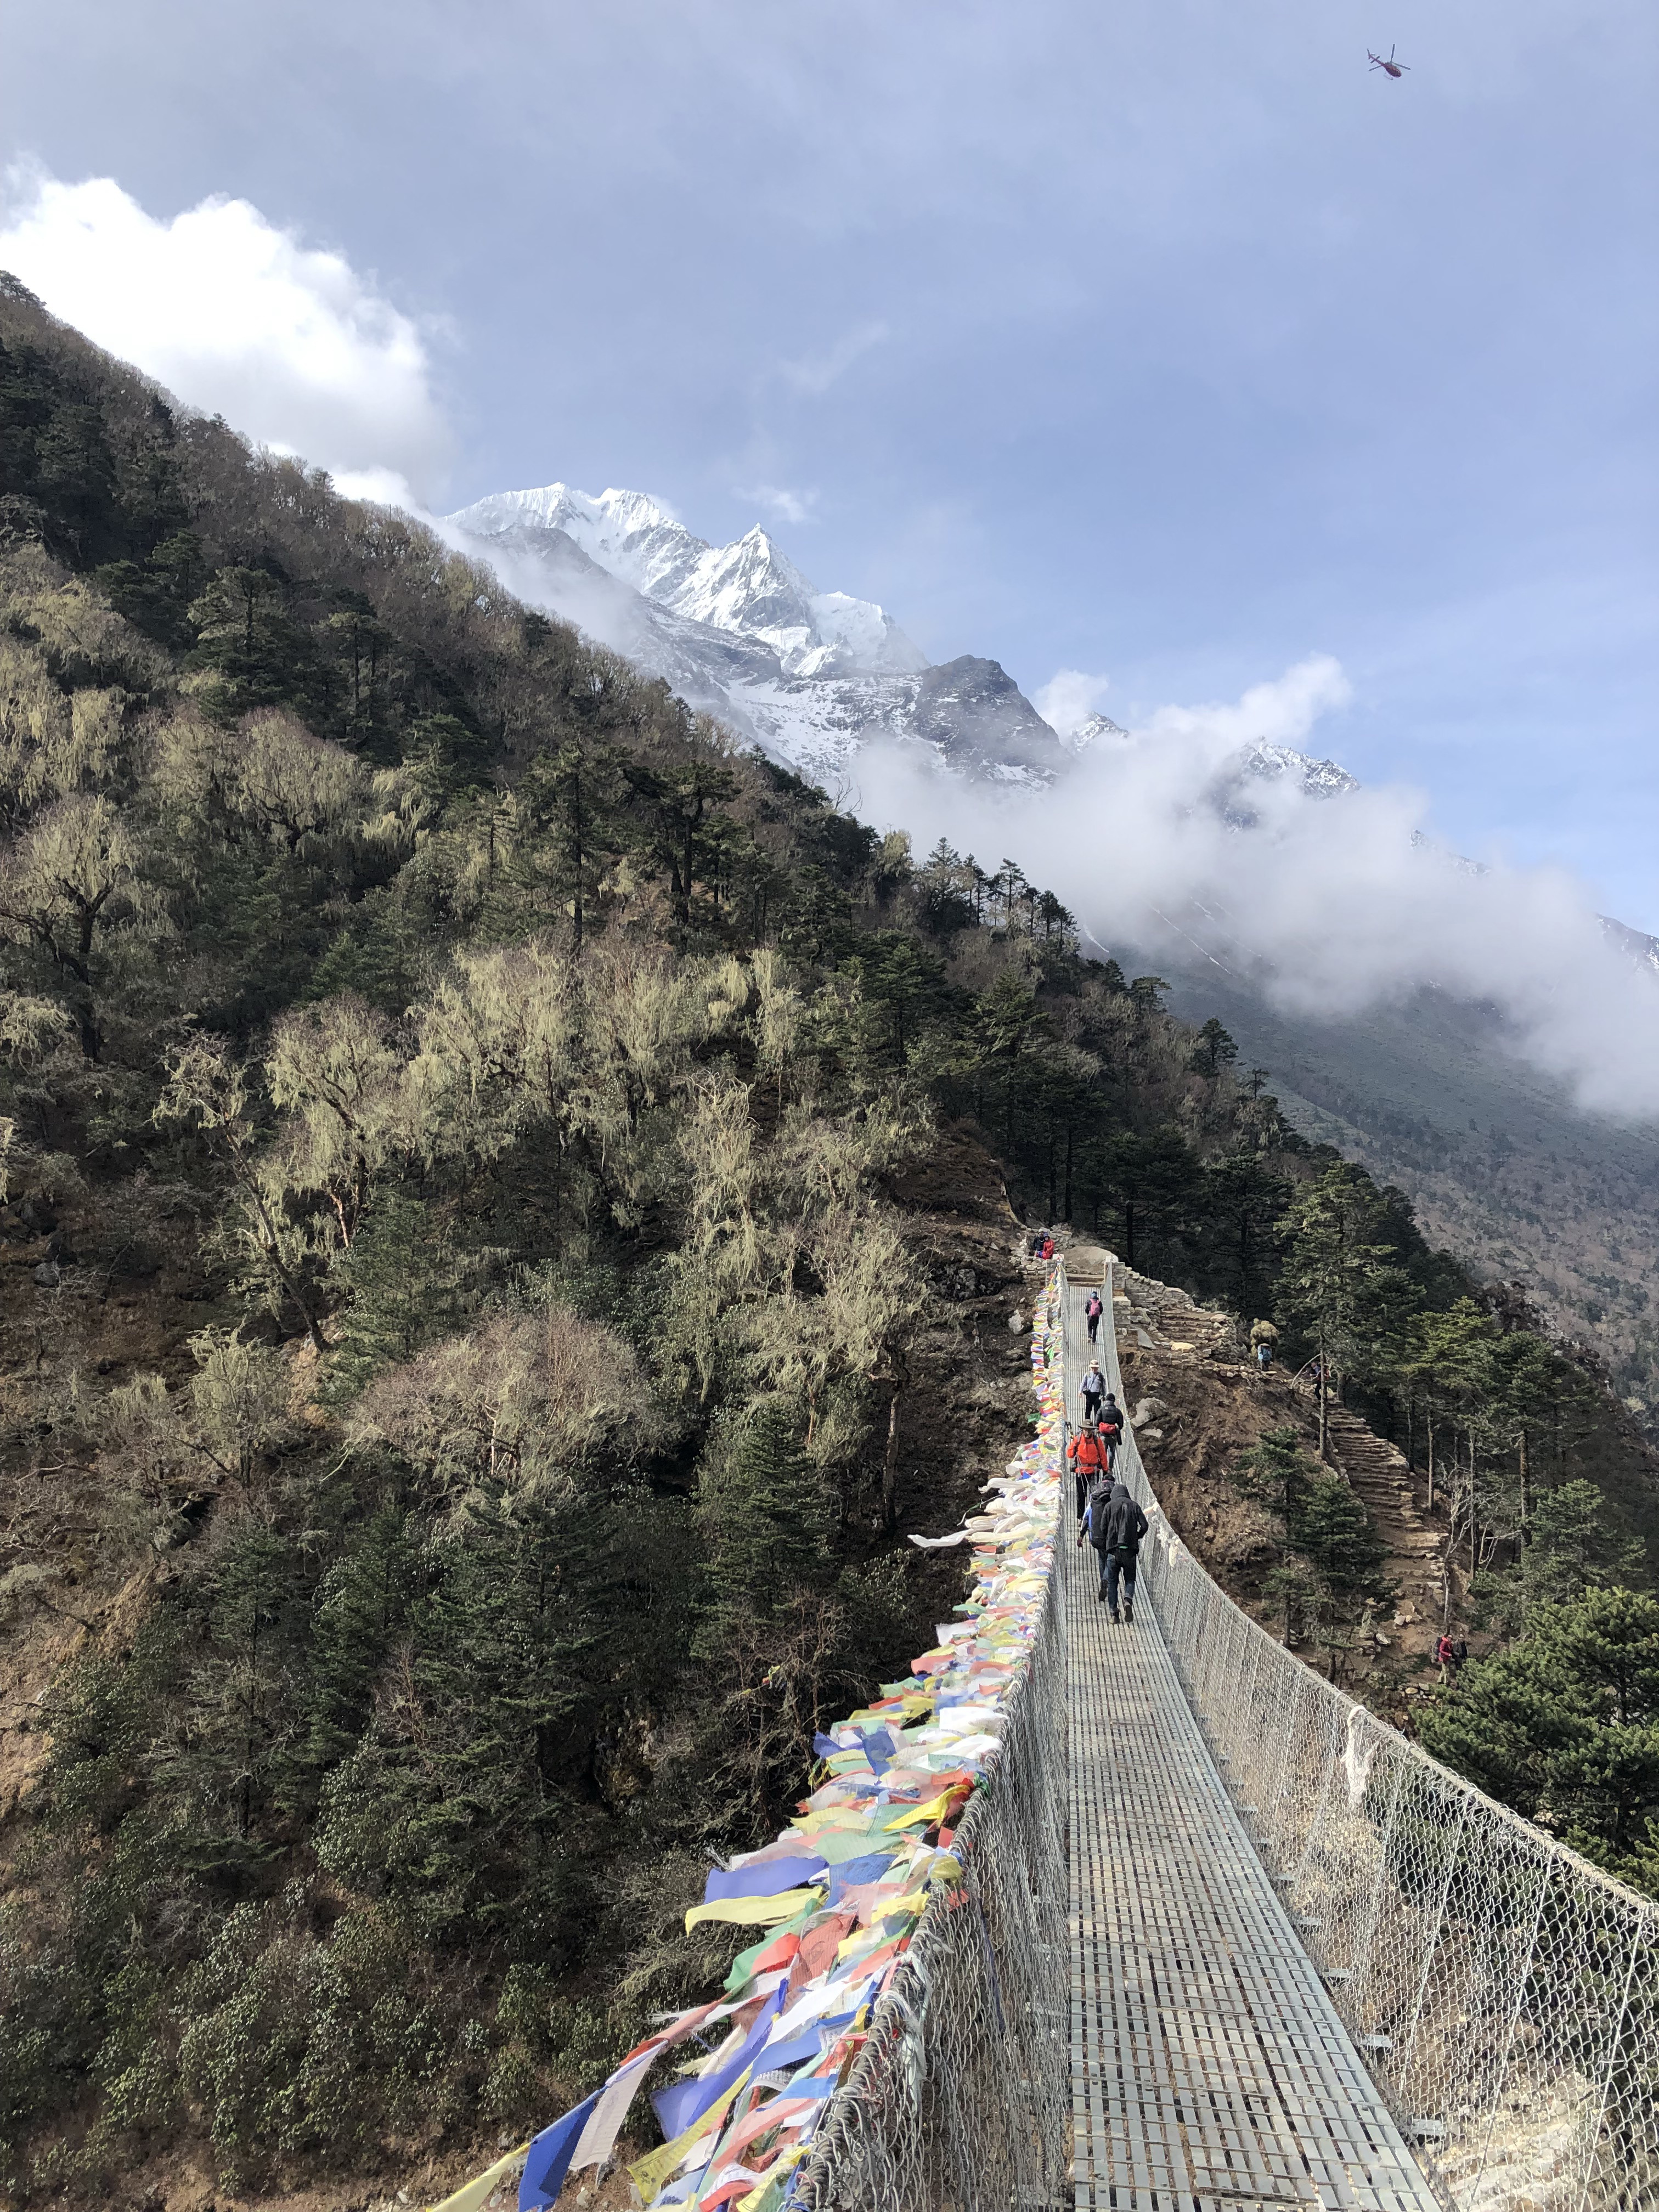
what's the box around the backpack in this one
[1086,1293,1102,1317]
[1103,1489,1146,1556]
[1086,1479,1115,1543]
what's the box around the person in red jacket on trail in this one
[1067,1425,1109,1521]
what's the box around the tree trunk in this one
[1426,1413,1436,1512]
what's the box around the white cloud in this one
[777,319,889,397]
[0,168,451,505]
[1034,667,1113,737]
[736,482,818,526]
[850,657,1659,1119]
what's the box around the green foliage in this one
[1280,1163,1411,1395]
[1232,1425,1314,1522]
[315,1482,693,1953]
[1475,1478,1649,1635]
[1421,1587,1659,1887]
[1232,1428,1390,1671]
[1,288,1652,2191]
[696,1402,833,1652]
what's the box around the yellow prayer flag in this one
[881,1789,953,1831]
[684,1887,820,1933]
[424,2143,528,2212]
[878,1886,932,1924]
[731,2142,808,2212]
[628,2078,744,2200]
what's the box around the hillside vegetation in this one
[1160,964,1659,1424]
[0,281,1653,2204]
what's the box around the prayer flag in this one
[519,2094,599,2210]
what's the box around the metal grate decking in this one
[1066,1279,1440,2212]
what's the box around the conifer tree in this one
[1421,1587,1659,1877]
[1279,1163,1409,1460]
[695,1403,832,1658]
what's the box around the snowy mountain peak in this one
[439,479,1367,803]
[1065,711,1133,753]
[1244,741,1358,799]
[444,481,925,680]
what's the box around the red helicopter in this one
[1368,45,1410,76]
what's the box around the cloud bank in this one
[853,659,1659,1120]
[1034,668,1113,738]
[0,168,452,506]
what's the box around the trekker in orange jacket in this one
[1067,1425,1110,1521]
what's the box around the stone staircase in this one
[1318,1400,1447,1649]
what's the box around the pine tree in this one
[1421,1587,1659,1885]
[1279,1163,1409,1460]
[695,1403,832,1657]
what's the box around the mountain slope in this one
[458,485,1659,1404]
[1153,961,1659,1416]
[443,481,1063,784]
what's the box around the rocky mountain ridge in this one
[443,481,1349,800]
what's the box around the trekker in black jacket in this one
[1096,1392,1124,1469]
[1096,1480,1149,1624]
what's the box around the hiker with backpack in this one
[1077,1477,1149,1622]
[1081,1359,1105,1427]
[1096,1391,1124,1468]
[1066,1423,1110,1520]
[1085,1288,1104,1344]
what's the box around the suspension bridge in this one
[797,1253,1658,2212]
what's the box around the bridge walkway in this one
[1063,1269,1438,2212]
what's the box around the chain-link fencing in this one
[1094,1261,1659,2212]
[792,1423,1071,2212]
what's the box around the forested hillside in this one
[0,283,1653,2205]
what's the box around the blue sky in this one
[7,0,1657,924]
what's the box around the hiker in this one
[1028,1228,1047,1257]
[1085,1288,1104,1344]
[1066,1423,1109,1520]
[1081,1360,1105,1426]
[1076,1470,1115,1600]
[1101,1479,1150,1622]
[1096,1391,1124,1468]
[1041,1233,1056,1262]
[1077,1477,1149,1621]
[1255,1340,1272,1374]
[1435,1632,1455,1682]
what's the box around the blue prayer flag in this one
[703,1855,825,1904]
[519,2090,600,2210]
[652,1987,783,2142]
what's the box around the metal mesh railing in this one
[793,1477,1071,2212]
[1097,1261,1659,2212]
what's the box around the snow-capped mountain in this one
[452,484,926,680]
[442,483,1063,784]
[441,480,1359,804]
